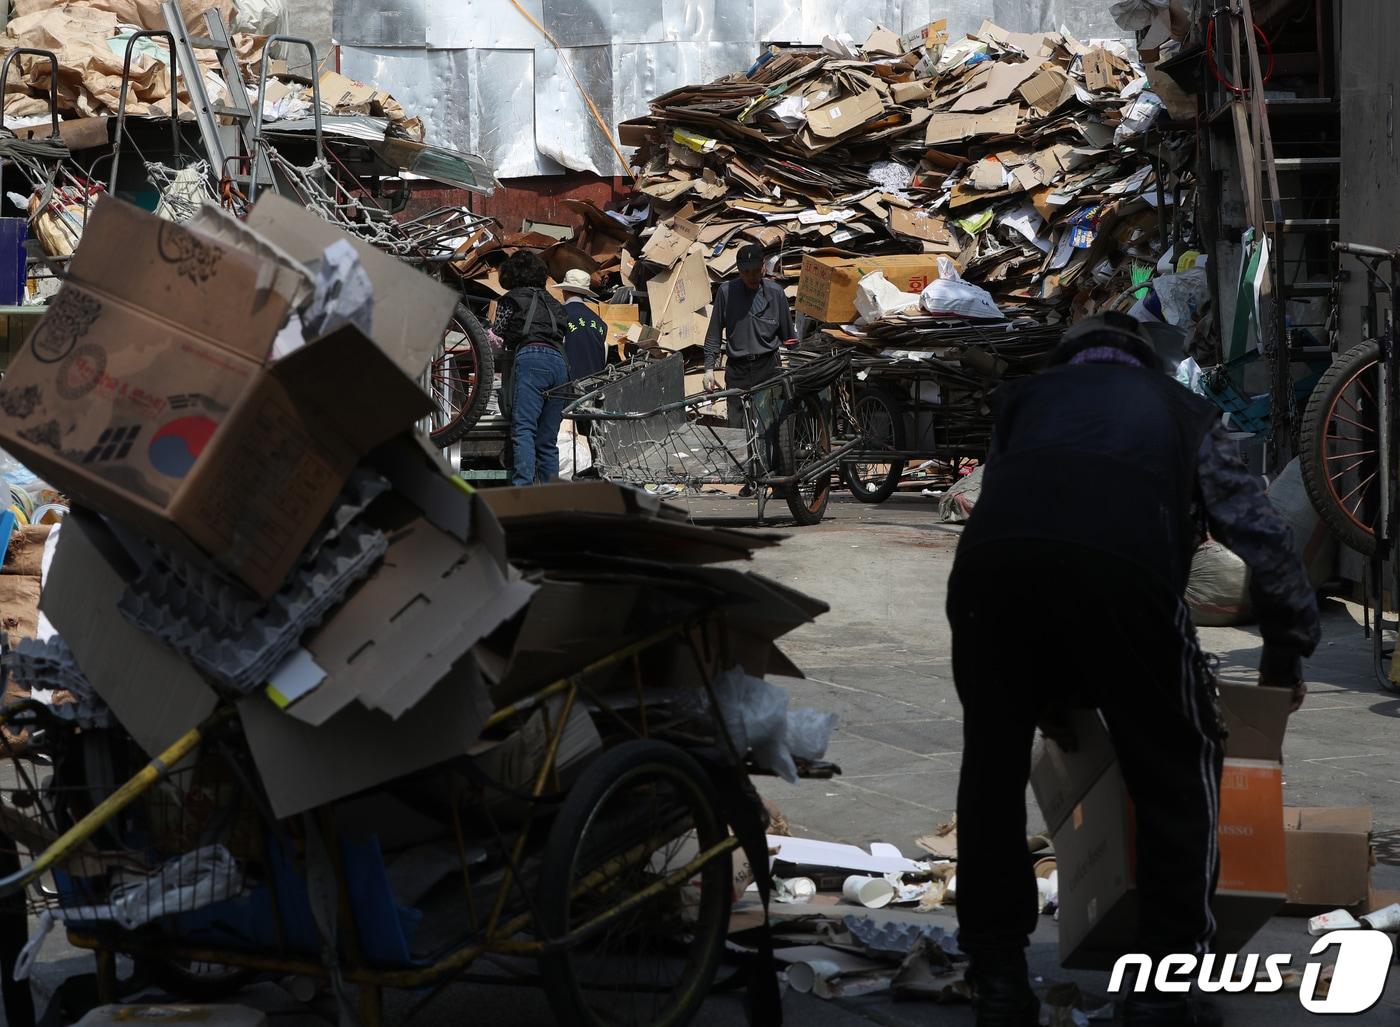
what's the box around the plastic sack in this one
[233,0,291,37]
[1115,92,1165,145]
[711,667,837,784]
[1186,541,1252,626]
[1268,458,1338,584]
[1151,268,1209,327]
[1110,0,1170,31]
[919,257,1005,321]
[856,271,921,323]
[557,424,593,480]
[938,465,984,523]
[110,845,245,930]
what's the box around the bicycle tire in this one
[538,740,731,1027]
[840,386,906,504]
[1299,340,1381,556]
[137,958,257,1001]
[426,302,495,447]
[778,394,833,525]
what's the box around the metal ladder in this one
[161,0,274,191]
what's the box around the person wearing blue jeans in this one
[510,344,568,484]
[491,251,570,486]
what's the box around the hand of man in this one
[782,336,800,349]
[703,369,718,392]
[1260,677,1307,713]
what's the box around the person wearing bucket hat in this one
[945,312,1320,1027]
[702,245,796,425]
[559,269,608,383]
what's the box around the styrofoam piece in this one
[1309,909,1362,935]
[768,835,925,876]
[842,914,962,957]
[118,522,388,693]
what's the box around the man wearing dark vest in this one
[948,313,1320,1027]
[559,268,608,383]
[702,244,795,425]
[492,251,569,486]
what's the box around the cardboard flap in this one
[270,326,432,454]
[1284,806,1372,834]
[1029,710,1116,834]
[246,194,459,382]
[1219,683,1291,762]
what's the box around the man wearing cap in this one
[946,312,1320,1027]
[702,244,795,428]
[559,268,608,383]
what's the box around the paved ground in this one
[14,491,1400,1025]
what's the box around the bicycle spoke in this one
[1329,454,1375,482]
[1342,470,1379,510]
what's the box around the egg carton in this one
[6,637,112,729]
[118,521,387,694]
[143,468,391,633]
[842,914,962,958]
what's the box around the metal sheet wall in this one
[337,0,1124,179]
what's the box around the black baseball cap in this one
[737,244,765,271]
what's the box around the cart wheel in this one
[840,386,906,504]
[137,958,256,1001]
[1299,340,1381,556]
[778,394,832,525]
[426,302,495,448]
[538,740,732,1027]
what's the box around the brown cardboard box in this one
[796,253,943,323]
[1281,807,1372,913]
[1030,684,1291,968]
[0,196,455,596]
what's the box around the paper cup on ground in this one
[842,875,895,909]
[1309,909,1362,935]
[1033,856,1057,879]
[774,876,816,903]
[787,959,842,994]
[1360,902,1400,931]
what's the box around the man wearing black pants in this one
[948,313,1320,1027]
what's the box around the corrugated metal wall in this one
[330,0,1124,179]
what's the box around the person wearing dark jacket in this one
[491,252,569,486]
[702,244,795,428]
[559,268,608,382]
[948,313,1320,1027]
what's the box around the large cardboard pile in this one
[610,20,1188,360]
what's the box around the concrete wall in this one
[1338,0,1398,344]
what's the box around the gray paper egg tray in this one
[6,637,112,729]
[842,914,962,957]
[118,521,388,694]
[142,469,391,633]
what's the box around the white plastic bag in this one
[711,668,837,784]
[1110,0,1169,31]
[1152,268,1209,327]
[919,257,1004,321]
[110,845,245,930]
[855,271,921,323]
[938,466,984,523]
[1114,92,1165,145]
[233,0,290,37]
[557,424,593,480]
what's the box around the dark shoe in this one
[1122,995,1224,1026]
[968,952,1040,1027]
[737,483,755,498]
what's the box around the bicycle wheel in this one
[778,394,832,525]
[426,302,495,447]
[538,741,732,1027]
[840,386,906,504]
[137,958,256,1001]
[1299,340,1381,556]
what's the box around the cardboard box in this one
[1281,807,1372,913]
[1030,684,1291,968]
[796,253,943,323]
[0,196,457,596]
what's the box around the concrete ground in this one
[13,491,1400,1025]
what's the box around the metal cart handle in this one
[251,36,324,201]
[1333,242,1398,261]
[109,31,182,195]
[0,47,60,141]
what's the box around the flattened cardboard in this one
[888,207,956,248]
[805,89,883,139]
[1282,807,1373,913]
[239,658,493,821]
[646,248,711,329]
[590,302,640,352]
[479,481,662,521]
[862,25,904,57]
[924,105,1019,145]
[657,308,711,352]
[890,81,929,105]
[641,218,700,267]
[41,511,217,759]
[1019,67,1073,113]
[899,19,947,53]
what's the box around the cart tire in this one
[840,386,906,504]
[137,958,257,1001]
[538,740,731,1027]
[1299,340,1381,556]
[426,302,495,448]
[778,394,832,525]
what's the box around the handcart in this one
[0,616,830,1027]
[562,351,857,525]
